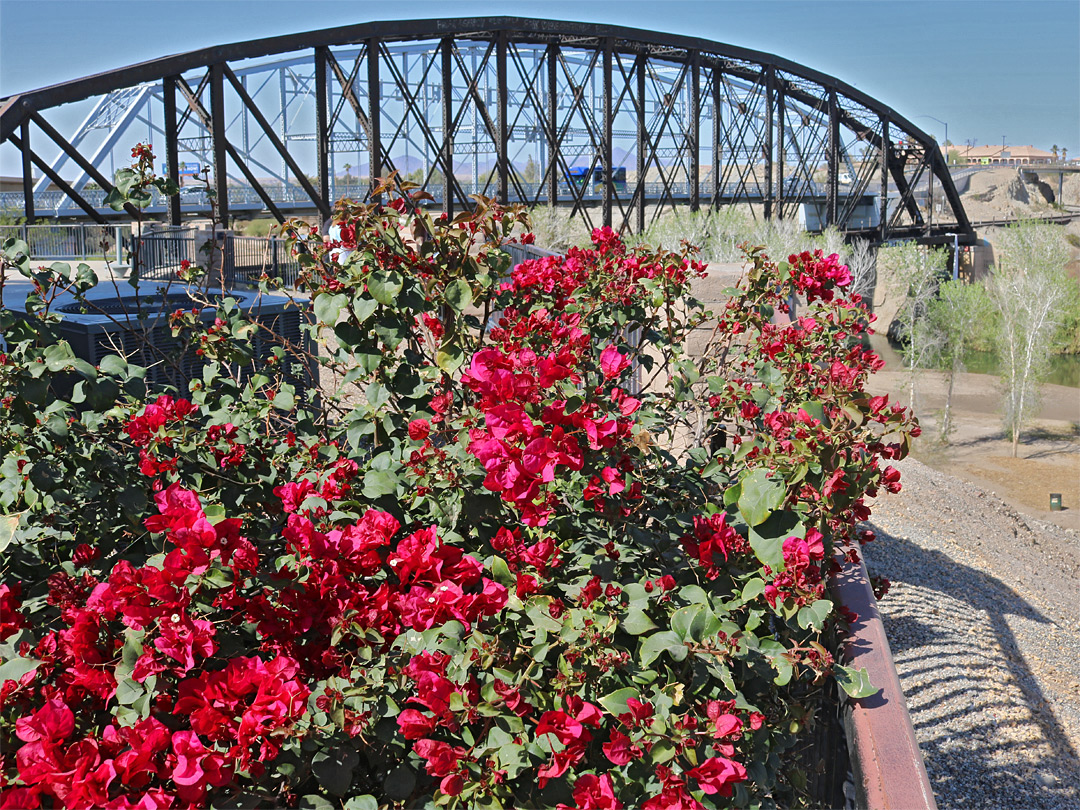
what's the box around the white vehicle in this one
[839,172,854,185]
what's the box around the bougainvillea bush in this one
[0,163,915,809]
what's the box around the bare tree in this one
[846,237,877,303]
[926,279,992,442]
[988,222,1070,456]
[878,242,949,411]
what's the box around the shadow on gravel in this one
[864,528,1080,809]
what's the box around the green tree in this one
[521,155,539,184]
[0,206,25,227]
[406,166,443,187]
[989,221,1070,456]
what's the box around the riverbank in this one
[863,369,1080,532]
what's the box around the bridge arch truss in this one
[0,17,973,242]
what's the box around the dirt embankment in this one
[864,368,1080,533]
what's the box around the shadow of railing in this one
[863,529,1080,809]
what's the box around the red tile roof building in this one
[941,144,1058,166]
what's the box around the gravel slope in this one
[863,459,1080,809]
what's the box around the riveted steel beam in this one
[163,76,181,225]
[367,37,381,194]
[20,122,34,223]
[689,51,700,212]
[603,38,613,227]
[442,38,454,216]
[314,47,331,215]
[9,131,106,224]
[497,31,509,204]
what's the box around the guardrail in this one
[831,545,937,809]
[0,223,128,261]
[134,232,300,288]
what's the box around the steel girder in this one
[0,16,973,242]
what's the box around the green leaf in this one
[679,584,710,606]
[367,270,403,305]
[741,578,766,602]
[835,664,877,698]
[299,797,335,810]
[639,630,687,667]
[351,297,379,324]
[362,469,399,499]
[444,278,473,312]
[650,739,677,764]
[737,468,786,526]
[598,687,640,717]
[344,797,379,810]
[436,339,465,373]
[490,556,515,587]
[797,599,833,630]
[747,509,801,570]
[0,512,22,553]
[115,677,144,706]
[44,342,75,372]
[772,655,794,686]
[671,604,708,643]
[621,609,658,635]
[75,263,98,290]
[365,381,391,410]
[313,292,347,326]
[383,765,416,800]
[799,400,827,424]
[0,656,40,683]
[272,388,295,411]
[104,187,126,212]
[313,745,360,797]
[114,168,140,195]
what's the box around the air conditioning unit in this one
[7,284,312,394]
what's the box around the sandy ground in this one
[864,368,1080,532]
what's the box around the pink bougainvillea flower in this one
[557,773,623,810]
[600,345,631,379]
[686,755,748,796]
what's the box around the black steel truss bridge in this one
[0,17,974,243]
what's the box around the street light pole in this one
[916,114,948,163]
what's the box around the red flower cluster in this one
[681,512,751,577]
[123,395,197,478]
[0,486,304,809]
[764,528,826,608]
[787,250,853,303]
[535,696,604,786]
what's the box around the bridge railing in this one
[3,180,852,216]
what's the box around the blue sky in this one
[1,0,1077,174]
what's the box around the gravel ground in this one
[863,458,1080,809]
